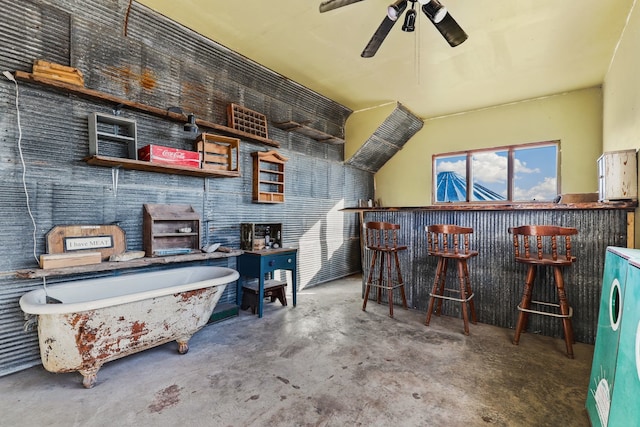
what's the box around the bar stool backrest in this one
[363,221,405,251]
[508,225,578,266]
[426,224,477,258]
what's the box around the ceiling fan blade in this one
[361,15,399,58]
[421,5,468,47]
[319,0,365,13]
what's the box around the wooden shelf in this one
[273,121,344,144]
[144,203,201,257]
[13,71,280,148]
[85,155,240,177]
[252,151,287,203]
[14,249,243,279]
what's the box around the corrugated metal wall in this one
[363,208,629,344]
[0,0,372,376]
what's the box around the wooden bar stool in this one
[509,225,577,358]
[425,224,478,335]
[362,221,408,318]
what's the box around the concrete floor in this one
[0,274,594,427]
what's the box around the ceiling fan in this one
[319,0,468,58]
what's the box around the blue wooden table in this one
[236,248,297,318]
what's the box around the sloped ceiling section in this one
[345,103,423,173]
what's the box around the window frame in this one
[432,140,560,204]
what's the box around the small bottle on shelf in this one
[264,226,271,247]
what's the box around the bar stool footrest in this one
[517,300,573,318]
[429,291,475,303]
[368,279,405,290]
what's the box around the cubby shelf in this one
[252,150,287,203]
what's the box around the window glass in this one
[513,145,558,201]
[434,155,466,202]
[471,150,507,201]
[433,142,559,203]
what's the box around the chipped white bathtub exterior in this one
[19,266,239,388]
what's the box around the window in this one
[433,141,559,203]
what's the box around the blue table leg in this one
[292,269,297,307]
[258,275,265,318]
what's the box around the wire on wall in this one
[3,71,39,265]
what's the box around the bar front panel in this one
[363,208,629,344]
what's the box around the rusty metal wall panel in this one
[363,208,628,344]
[346,103,424,173]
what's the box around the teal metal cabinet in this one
[586,247,640,426]
[237,248,297,318]
[607,257,640,425]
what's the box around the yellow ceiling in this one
[137,0,635,119]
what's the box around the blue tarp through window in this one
[436,171,505,202]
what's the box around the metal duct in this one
[346,102,423,173]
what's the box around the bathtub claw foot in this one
[177,339,189,354]
[79,367,100,389]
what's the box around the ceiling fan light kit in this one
[387,0,407,20]
[319,0,467,57]
[402,8,417,32]
[421,0,447,24]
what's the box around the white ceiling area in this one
[137,0,635,119]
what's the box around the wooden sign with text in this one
[46,225,126,261]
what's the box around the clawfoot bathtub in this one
[19,266,239,388]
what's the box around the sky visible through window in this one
[435,144,558,202]
[513,146,557,201]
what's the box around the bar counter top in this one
[342,200,637,212]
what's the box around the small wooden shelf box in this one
[252,150,287,203]
[143,204,201,257]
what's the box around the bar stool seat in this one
[425,224,478,335]
[509,225,577,358]
[362,221,408,318]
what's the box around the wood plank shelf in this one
[85,155,241,178]
[14,249,243,279]
[273,121,344,144]
[13,71,280,148]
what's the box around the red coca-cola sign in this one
[138,145,200,168]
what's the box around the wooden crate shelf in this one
[195,133,240,172]
[252,150,287,204]
[143,204,201,257]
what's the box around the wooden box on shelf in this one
[240,223,283,250]
[252,150,287,203]
[143,204,201,257]
[598,149,638,202]
[195,133,240,174]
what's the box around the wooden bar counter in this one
[347,201,636,345]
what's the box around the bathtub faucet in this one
[23,314,37,332]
